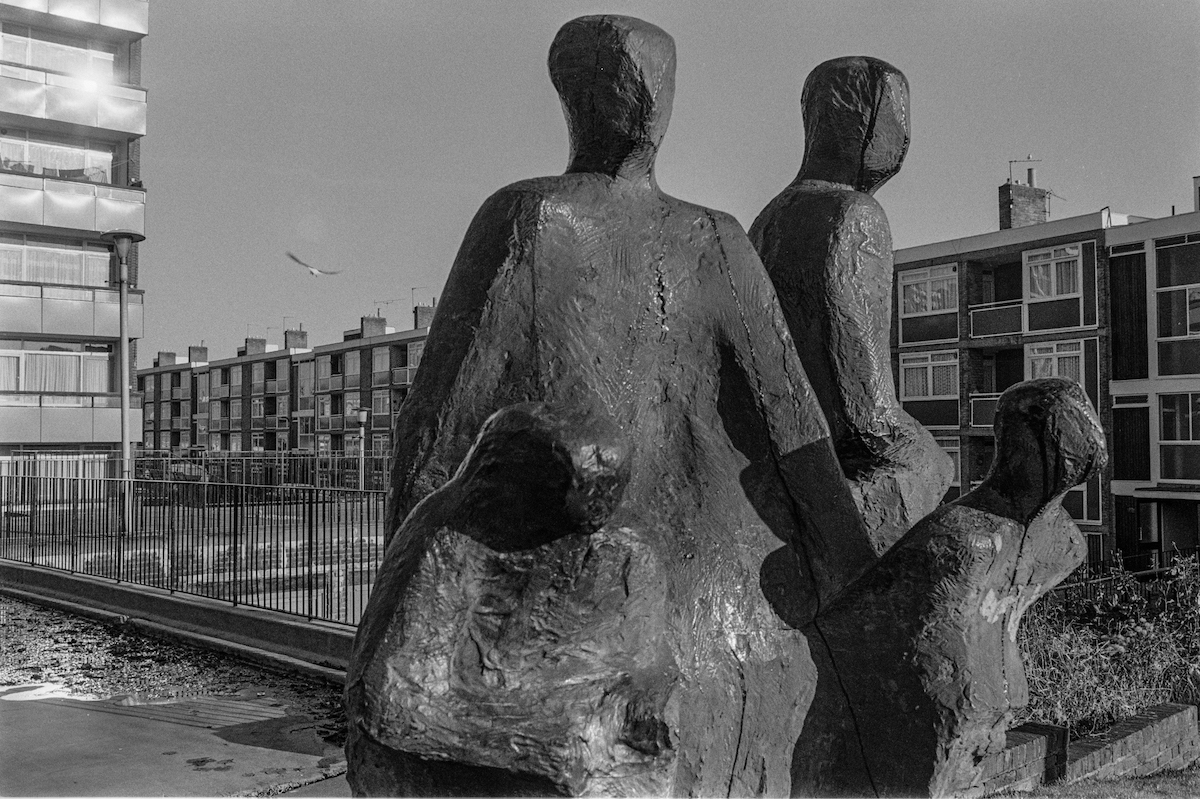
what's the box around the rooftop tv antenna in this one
[1008,155,1041,183]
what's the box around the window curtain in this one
[903,367,928,398]
[0,245,23,281]
[81,355,109,392]
[0,355,18,391]
[24,353,79,392]
[1055,261,1079,294]
[1029,264,1052,298]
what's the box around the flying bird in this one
[287,252,342,277]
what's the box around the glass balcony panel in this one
[98,0,149,34]
[968,300,1023,338]
[969,393,1002,427]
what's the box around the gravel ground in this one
[0,594,347,750]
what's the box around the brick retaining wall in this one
[982,703,1199,795]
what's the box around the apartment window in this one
[1160,393,1200,480]
[317,394,331,418]
[230,399,242,419]
[143,403,154,422]
[0,129,115,183]
[0,24,118,82]
[407,342,424,369]
[297,361,314,410]
[344,393,361,415]
[934,436,960,485]
[229,367,242,389]
[373,347,389,374]
[900,351,958,399]
[251,362,264,387]
[372,390,390,416]
[1026,245,1080,300]
[251,398,264,418]
[228,435,241,453]
[0,344,111,393]
[276,396,289,416]
[0,234,111,287]
[1027,341,1082,382]
[1157,284,1200,339]
[250,433,265,452]
[900,266,958,317]
[210,402,222,420]
[317,434,331,455]
[345,352,360,377]
[372,434,389,456]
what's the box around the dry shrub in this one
[1017,556,1200,738]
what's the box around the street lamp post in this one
[356,408,369,490]
[101,229,145,534]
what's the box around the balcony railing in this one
[275,377,290,393]
[212,385,229,399]
[0,282,144,338]
[0,62,147,135]
[0,391,141,408]
[0,172,146,234]
[968,299,1023,338]
[391,367,419,385]
[969,392,1002,427]
[372,371,389,387]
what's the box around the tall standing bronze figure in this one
[347,15,879,798]
[750,56,952,553]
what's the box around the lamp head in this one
[357,408,369,426]
[100,229,146,260]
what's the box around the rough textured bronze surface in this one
[347,16,877,797]
[750,56,952,554]
[794,378,1107,798]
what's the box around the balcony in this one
[0,62,146,136]
[968,300,1023,338]
[211,385,229,399]
[0,172,145,234]
[391,366,419,385]
[969,392,1002,427]
[274,377,289,393]
[372,414,390,429]
[0,391,141,444]
[9,0,151,36]
[0,282,143,337]
[372,370,389,387]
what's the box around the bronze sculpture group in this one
[345,15,1106,799]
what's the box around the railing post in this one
[306,487,316,621]
[232,483,241,607]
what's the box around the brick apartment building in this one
[137,309,431,488]
[893,171,1200,566]
[0,0,148,458]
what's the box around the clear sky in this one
[137,0,1200,364]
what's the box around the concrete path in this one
[0,684,345,796]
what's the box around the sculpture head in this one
[984,378,1107,519]
[549,15,675,180]
[452,402,630,550]
[799,56,910,194]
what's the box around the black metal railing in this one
[0,473,386,626]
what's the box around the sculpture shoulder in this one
[751,182,888,254]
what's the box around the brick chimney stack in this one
[999,171,1051,230]
[187,345,208,363]
[153,351,176,367]
[241,337,266,355]
[360,315,387,339]
[414,300,437,330]
[284,328,308,350]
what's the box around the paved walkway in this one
[0,683,348,796]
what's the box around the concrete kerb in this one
[0,560,351,687]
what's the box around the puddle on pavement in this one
[0,683,104,702]
[0,682,215,705]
